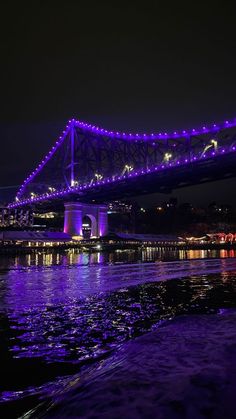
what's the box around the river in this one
[1,248,236,417]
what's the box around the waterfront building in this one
[0,207,33,227]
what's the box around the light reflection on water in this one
[0,249,236,412]
[1,247,236,270]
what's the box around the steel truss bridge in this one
[8,117,236,210]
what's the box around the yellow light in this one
[125,165,133,171]
[48,186,56,192]
[71,180,78,187]
[95,173,103,180]
[211,139,218,150]
[164,153,172,162]
[122,165,134,176]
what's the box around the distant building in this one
[0,207,33,228]
[103,232,181,245]
[34,211,56,219]
[0,230,71,246]
[108,201,133,214]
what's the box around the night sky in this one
[1,1,236,207]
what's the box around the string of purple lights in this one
[9,119,236,208]
[12,119,236,204]
[8,117,236,209]
[74,118,236,140]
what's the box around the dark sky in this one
[1,1,236,206]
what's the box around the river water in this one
[1,248,236,417]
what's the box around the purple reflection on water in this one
[2,258,236,312]
[1,253,236,412]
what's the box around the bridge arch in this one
[82,214,97,238]
[64,202,108,239]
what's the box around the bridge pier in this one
[64,202,108,239]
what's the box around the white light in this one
[95,173,103,180]
[164,153,172,162]
[211,139,218,150]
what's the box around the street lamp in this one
[122,164,134,175]
[211,139,218,151]
[95,173,103,181]
[48,186,56,192]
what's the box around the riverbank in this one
[1,241,236,255]
[29,310,236,418]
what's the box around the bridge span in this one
[7,117,236,237]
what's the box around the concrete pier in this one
[64,202,108,238]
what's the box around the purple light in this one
[10,116,236,207]
[75,117,236,141]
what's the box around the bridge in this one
[8,117,236,238]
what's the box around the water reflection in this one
[1,247,236,270]
[220,248,236,258]
[1,267,236,405]
[4,259,236,314]
[1,250,236,410]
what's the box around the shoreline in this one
[1,242,236,256]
